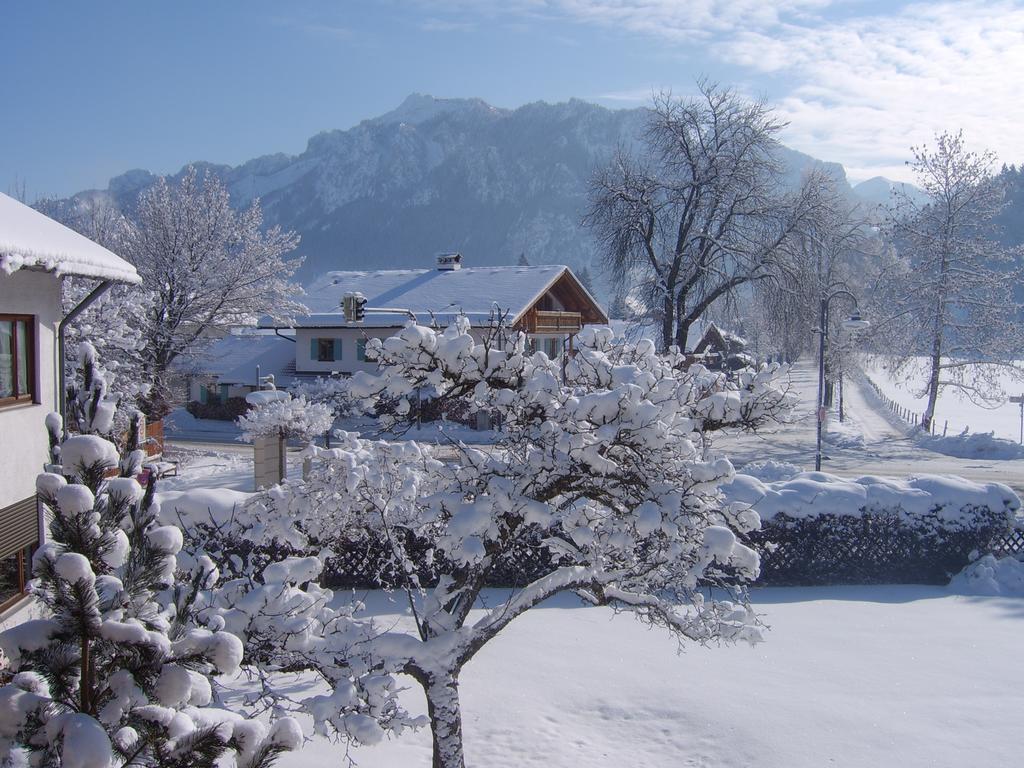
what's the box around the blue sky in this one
[2,1,1022,198]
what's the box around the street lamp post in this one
[814,290,869,472]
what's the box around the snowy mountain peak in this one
[373,93,505,126]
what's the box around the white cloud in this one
[719,1,1024,180]
[457,0,1024,180]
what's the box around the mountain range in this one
[64,94,914,292]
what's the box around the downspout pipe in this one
[58,280,114,430]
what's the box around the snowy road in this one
[713,361,1024,493]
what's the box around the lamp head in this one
[843,312,870,332]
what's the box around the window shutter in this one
[334,339,343,361]
[310,338,319,361]
[199,385,208,404]
[0,497,38,560]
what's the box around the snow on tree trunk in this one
[420,672,465,768]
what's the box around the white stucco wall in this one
[293,326,574,375]
[295,327,400,375]
[0,270,61,509]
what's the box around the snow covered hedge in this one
[724,472,1020,585]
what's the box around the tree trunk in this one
[80,634,91,713]
[423,671,466,768]
[675,313,693,353]
[923,344,942,433]
[660,293,675,353]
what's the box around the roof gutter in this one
[58,279,114,429]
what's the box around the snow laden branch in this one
[223,319,795,768]
[236,390,334,443]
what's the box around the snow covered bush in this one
[223,318,798,768]
[724,472,1019,584]
[289,376,361,427]
[949,552,1024,596]
[236,390,334,444]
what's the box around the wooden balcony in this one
[531,310,583,334]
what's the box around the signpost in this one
[1010,395,1024,444]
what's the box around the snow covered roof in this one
[0,192,141,284]
[264,264,606,328]
[181,332,298,386]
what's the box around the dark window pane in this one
[0,549,22,606]
[0,321,12,398]
[317,338,335,362]
[16,320,28,396]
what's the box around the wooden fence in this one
[297,522,1024,589]
[864,376,948,435]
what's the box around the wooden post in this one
[254,434,286,488]
[1011,396,1024,445]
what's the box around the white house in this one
[0,192,140,621]
[256,254,608,378]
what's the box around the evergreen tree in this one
[0,354,300,768]
[576,265,595,294]
[608,293,629,320]
[516,252,530,266]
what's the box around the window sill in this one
[0,592,33,621]
[0,398,39,413]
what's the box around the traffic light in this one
[343,292,367,323]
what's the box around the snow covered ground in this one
[242,586,1023,767]
[713,361,1024,492]
[150,362,1024,767]
[862,354,1024,443]
[165,406,498,446]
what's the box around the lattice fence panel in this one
[987,527,1024,558]
[186,513,1022,590]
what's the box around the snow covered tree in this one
[1,409,301,765]
[872,132,1024,430]
[239,318,796,768]
[236,390,335,445]
[289,376,360,431]
[123,167,303,420]
[36,171,304,422]
[34,196,153,408]
[585,80,826,351]
[757,181,872,386]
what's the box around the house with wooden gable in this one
[251,253,607,379]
